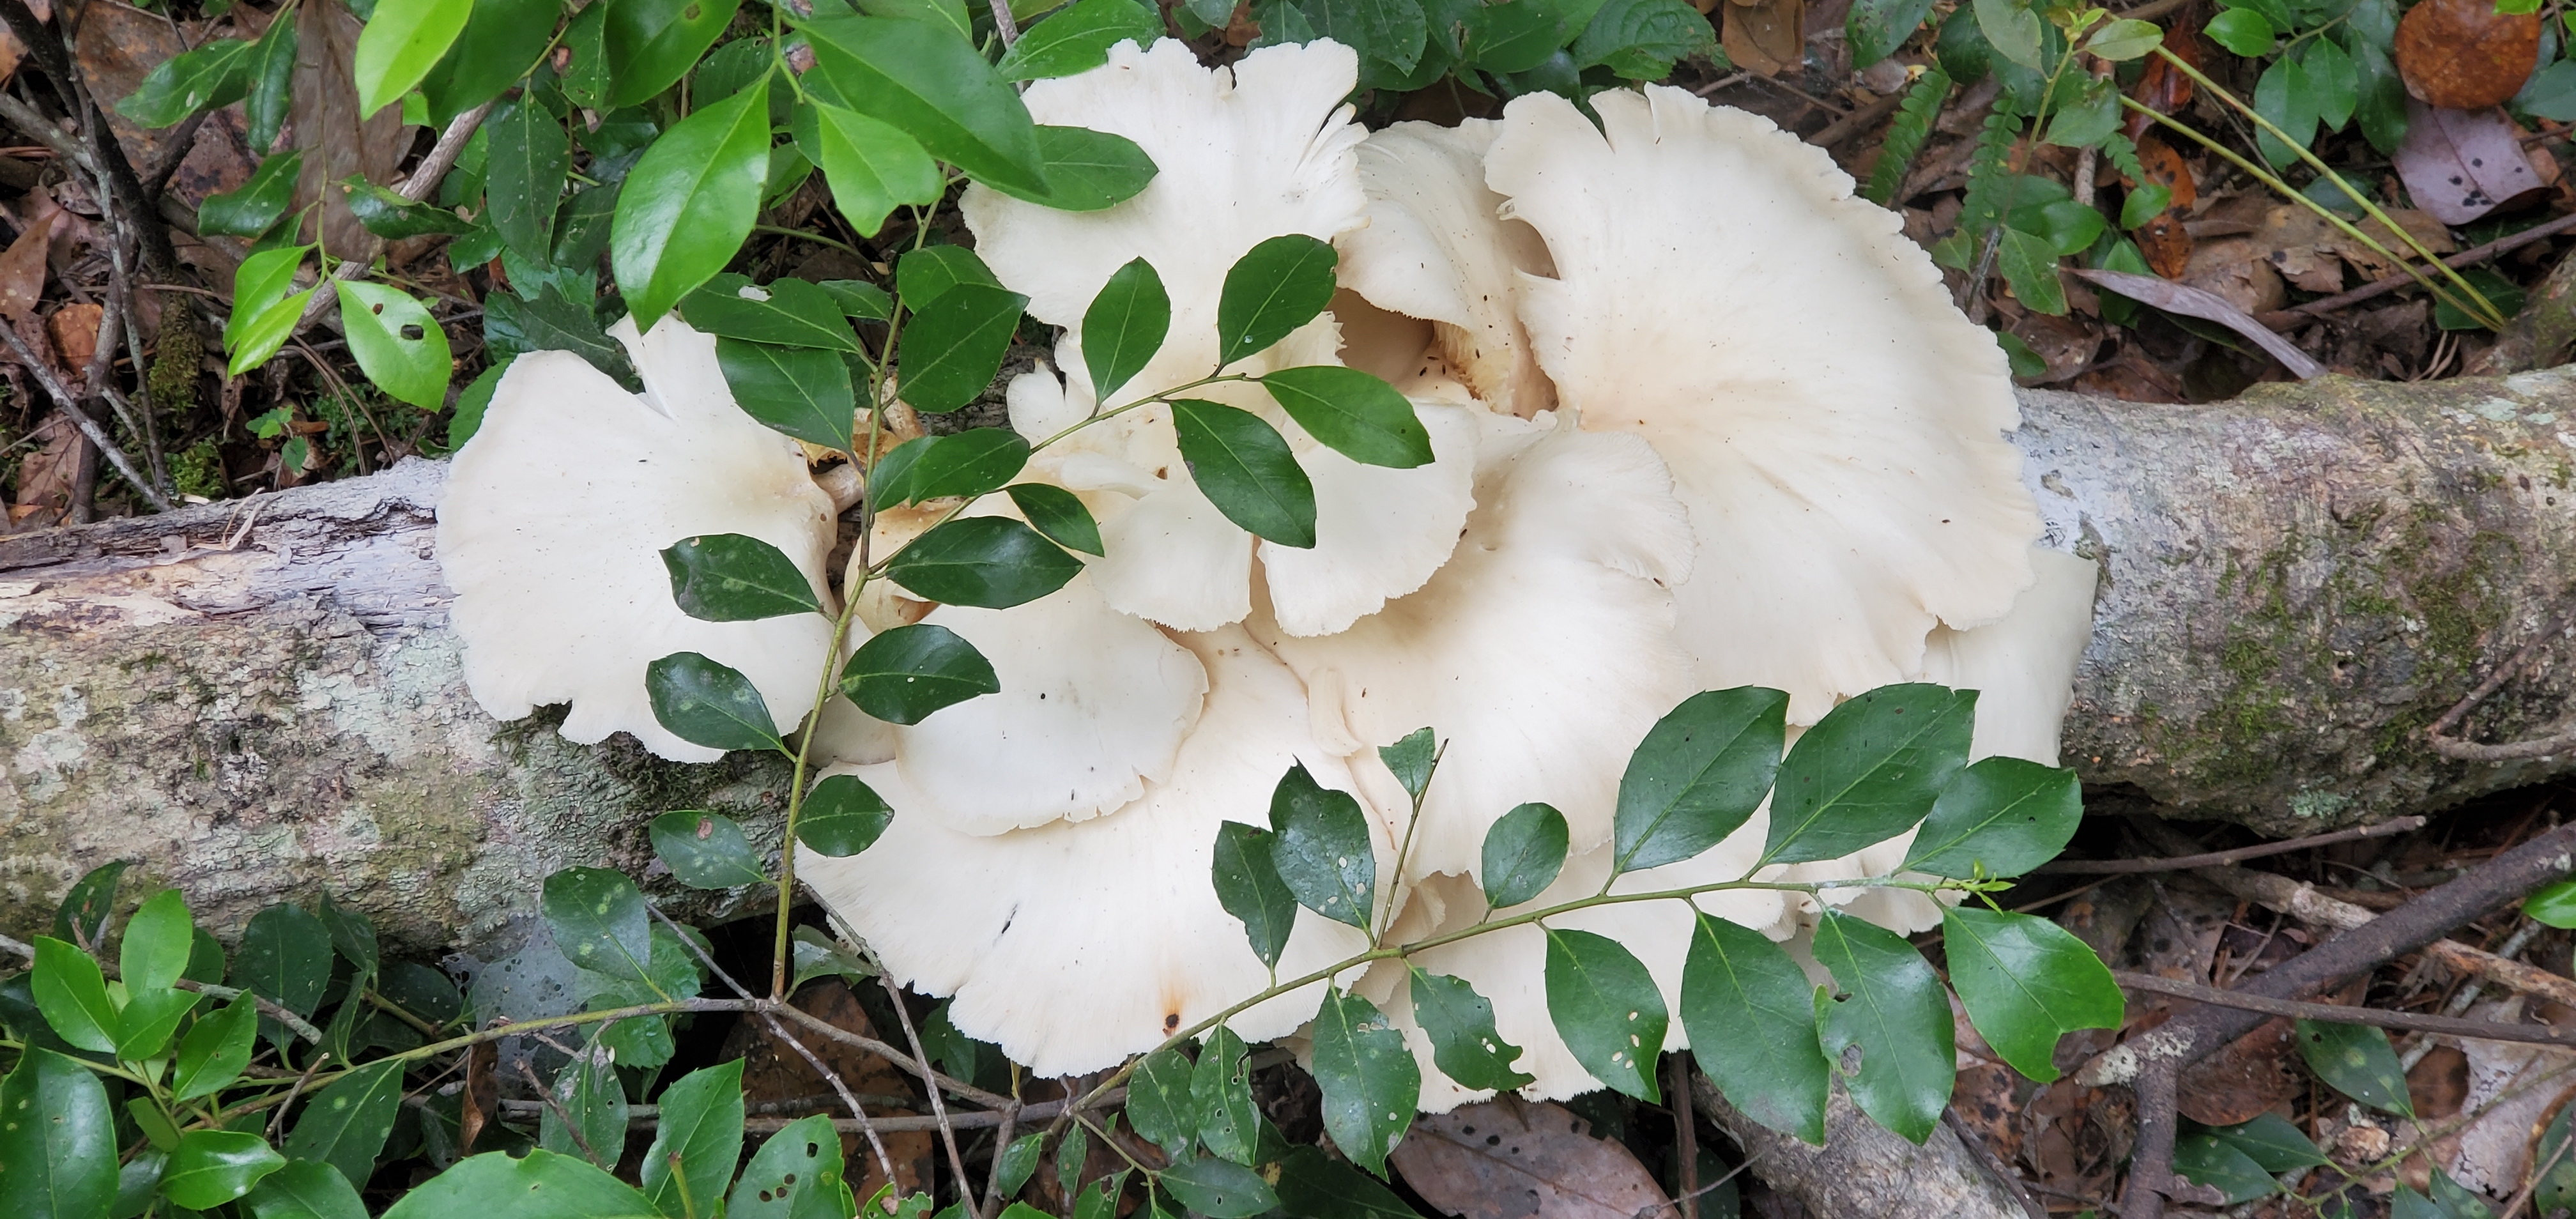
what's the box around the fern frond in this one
[1957,98,2026,238]
[1864,69,1952,207]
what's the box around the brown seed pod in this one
[2394,0,2541,110]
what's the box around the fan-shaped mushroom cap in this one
[800,625,1393,1076]
[1254,412,1698,881]
[1922,547,2099,767]
[889,571,1208,834]
[1486,86,2042,725]
[436,317,839,762]
[1336,120,1557,418]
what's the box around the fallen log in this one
[10,371,2576,946]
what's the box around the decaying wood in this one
[17,371,2576,946]
[1690,1075,2024,1219]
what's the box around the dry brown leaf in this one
[2395,102,2547,226]
[72,2,190,167]
[457,1036,498,1155]
[2245,204,2455,294]
[2443,1000,2576,1199]
[292,0,415,257]
[1391,1098,1674,1219]
[2122,24,2201,141]
[10,410,78,526]
[45,303,100,382]
[2176,1018,2302,1126]
[718,981,935,1202]
[0,208,56,323]
[2074,267,2322,376]
[1721,0,1801,77]
[2006,312,2101,383]
[2176,237,2291,318]
[2395,0,2540,110]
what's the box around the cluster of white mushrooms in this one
[436,38,2099,1110]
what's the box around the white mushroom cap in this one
[799,625,1394,1077]
[1261,401,1483,636]
[1920,547,2099,767]
[1337,120,1558,418]
[889,571,1208,834]
[1486,86,2043,725]
[436,318,840,762]
[1255,411,1698,880]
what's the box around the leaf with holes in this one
[839,624,1000,724]
[1195,1025,1261,1164]
[1162,1156,1277,1219]
[1268,764,1377,930]
[1942,907,2122,1082]
[648,811,770,889]
[1543,928,1666,1101]
[335,281,452,411]
[1410,968,1533,1092]
[1310,991,1416,1176]
[728,1113,848,1219]
[1813,910,1952,1144]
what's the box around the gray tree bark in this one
[12,371,2576,947]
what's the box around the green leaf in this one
[2044,79,2120,148]
[484,283,640,390]
[793,101,944,240]
[319,890,379,977]
[1940,907,2121,1082]
[645,652,787,754]
[226,245,319,376]
[883,516,1084,608]
[1161,1156,1278,1219]
[2207,1113,2328,1172]
[897,245,1003,307]
[418,0,556,125]
[1481,802,1568,909]
[1301,0,1429,72]
[30,937,116,1055]
[802,14,1048,195]
[1995,226,2067,316]
[234,903,333,1020]
[661,533,825,622]
[2204,8,2274,56]
[898,283,1030,414]
[2295,1020,2413,1116]
[172,995,259,1101]
[730,1115,850,1219]
[284,1060,402,1189]
[1903,756,2082,878]
[2352,31,2408,153]
[1007,483,1106,556]
[1308,991,1416,1176]
[992,1131,1045,1198]
[1614,687,1787,874]
[902,429,1032,502]
[543,866,656,985]
[1268,764,1378,930]
[1273,1146,1419,1219]
[118,38,257,126]
[2526,877,2576,928]
[1258,365,1432,468]
[114,986,197,1061]
[606,0,744,106]
[0,1047,118,1219]
[648,811,771,889]
[245,12,298,149]
[2172,1133,2278,1205]
[1194,1025,1259,1164]
[611,82,772,327]
[978,125,1160,211]
[1682,913,1829,1144]
[1570,0,1715,79]
[1376,728,1437,802]
[1211,822,1297,970]
[1970,0,2040,69]
[121,888,193,995]
[1126,1048,1200,1160]
[1461,0,1570,73]
[165,1130,287,1209]
[558,1,615,111]
[488,94,570,265]
[2085,17,2160,59]
[52,862,126,950]
[200,150,303,238]
[1846,0,1934,67]
[335,280,453,411]
[1171,398,1316,548]
[823,279,896,322]
[1812,910,1952,1144]
[681,275,864,351]
[243,1158,371,1219]
[2119,183,2172,231]
[1056,1122,1090,1197]
[2437,268,2527,332]
[1543,928,1666,1101]
[799,772,896,857]
[1217,235,1338,365]
[2253,56,2318,167]
[642,1061,746,1219]
[1084,257,1171,404]
[539,1043,629,1170]
[840,624,1001,725]
[353,0,473,118]
[1763,683,1974,866]
[1002,0,1163,78]
[1408,968,1533,1092]
[344,176,476,238]
[379,1149,660,1219]
[714,338,859,453]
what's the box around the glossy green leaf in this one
[1308,991,1416,1176]
[1007,482,1106,556]
[1763,683,1974,865]
[2296,1020,2413,1116]
[1259,365,1432,468]
[1084,257,1171,404]
[2204,8,2274,56]
[1846,0,1934,68]
[536,1043,628,1170]
[1162,1156,1278,1219]
[1003,0,1163,78]
[2172,1133,2278,1204]
[866,436,935,511]
[681,274,864,351]
[2044,79,2121,149]
[335,280,452,411]
[648,811,771,889]
[243,1158,370,1219]
[1614,687,1787,874]
[379,1149,659,1219]
[1543,928,1666,1101]
[1055,1122,1090,1197]
[1941,906,2121,1082]
[645,651,786,753]
[1970,0,2040,68]
[1569,0,1712,79]
[353,0,473,118]
[171,995,259,1101]
[1126,1048,1199,1160]
[908,429,1034,502]
[714,337,859,453]
[606,0,743,106]
[661,533,825,622]
[52,862,125,951]
[2526,877,2576,928]
[1682,912,1828,1144]
[2207,1113,2329,1172]
[1273,1146,1418,1219]
[2305,38,2354,133]
[612,82,771,326]
[898,283,1029,414]
[1904,756,2081,878]
[792,102,943,240]
[1211,822,1296,970]
[1171,398,1315,548]
[1301,0,1429,72]
[226,245,319,376]
[284,1059,402,1188]
[1481,802,1568,909]
[730,1114,850,1219]
[319,889,379,976]
[0,1047,118,1219]
[165,1130,287,1209]
[114,986,197,1061]
[824,279,895,321]
[642,1061,746,1219]
[30,937,116,1054]
[488,94,569,265]
[799,772,896,857]
[121,888,193,995]
[1813,910,1952,1144]
[840,624,1001,725]
[1460,0,1565,73]
[1376,728,1437,804]
[1994,226,2067,316]
[978,125,1160,211]
[1193,1024,1260,1163]
[1268,763,1377,930]
[2085,17,2161,59]
[234,903,333,1020]
[344,176,475,239]
[884,516,1083,608]
[200,150,303,238]
[243,12,298,149]
[230,288,319,376]
[1217,234,1338,365]
[801,14,1048,195]
[118,38,257,126]
[557,1,615,111]
[992,1131,1045,1199]
[1409,967,1533,1092]
[543,866,656,987]
[484,283,640,390]
[897,245,1003,306]
[418,0,556,124]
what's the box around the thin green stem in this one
[774,593,866,999]
[758,224,866,259]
